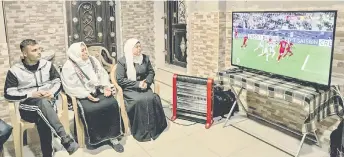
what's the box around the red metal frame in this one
[171,74,177,121]
[171,74,214,129]
[205,78,214,129]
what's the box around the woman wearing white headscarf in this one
[61,42,124,152]
[116,38,167,142]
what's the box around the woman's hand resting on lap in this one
[139,79,147,89]
[104,87,112,97]
[88,95,100,102]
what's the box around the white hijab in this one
[61,42,112,98]
[67,42,90,66]
[124,38,143,81]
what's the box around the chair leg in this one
[23,130,28,146]
[62,112,70,135]
[80,123,85,147]
[24,128,32,145]
[120,106,130,135]
[0,148,4,157]
[79,124,85,148]
[13,125,23,157]
[75,117,85,148]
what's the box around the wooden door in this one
[65,0,118,60]
[164,0,187,68]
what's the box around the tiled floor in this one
[2,111,329,157]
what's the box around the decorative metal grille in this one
[66,0,118,61]
[164,0,187,68]
[80,3,96,42]
[177,0,186,24]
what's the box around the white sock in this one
[111,139,120,145]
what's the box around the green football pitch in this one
[231,38,332,85]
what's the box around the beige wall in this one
[153,1,165,69]
[187,1,221,12]
[115,1,123,59]
[120,1,156,66]
[0,2,11,122]
[0,2,6,43]
[3,1,67,67]
[186,1,227,77]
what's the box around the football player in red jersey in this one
[241,35,248,49]
[277,37,288,62]
[234,27,238,39]
[283,41,294,58]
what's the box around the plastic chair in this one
[109,64,161,135]
[87,46,116,73]
[8,92,70,157]
[69,65,129,148]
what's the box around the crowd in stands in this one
[233,12,335,32]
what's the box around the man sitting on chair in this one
[3,39,79,157]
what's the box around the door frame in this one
[164,0,187,68]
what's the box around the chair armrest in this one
[88,46,114,72]
[69,95,78,120]
[110,65,117,86]
[99,47,114,67]
[110,65,130,134]
[58,92,70,133]
[114,85,130,135]
[58,92,68,115]
[8,101,18,126]
[68,94,85,147]
[152,80,160,95]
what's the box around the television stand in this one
[218,68,342,157]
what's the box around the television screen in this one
[231,11,337,86]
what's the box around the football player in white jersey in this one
[258,36,267,54]
[254,36,265,54]
[258,36,275,61]
[268,38,277,58]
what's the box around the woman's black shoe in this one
[111,143,124,153]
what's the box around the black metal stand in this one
[222,85,320,157]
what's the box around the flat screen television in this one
[231,11,337,87]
